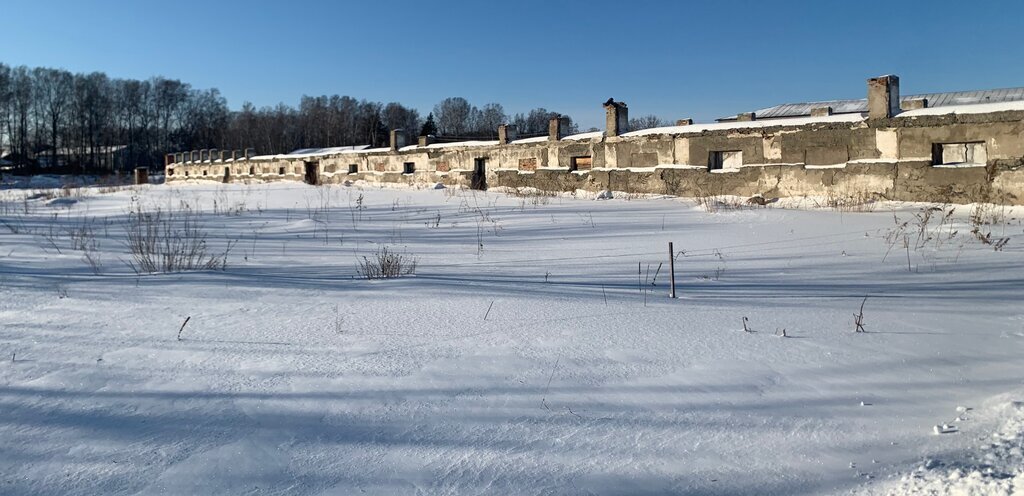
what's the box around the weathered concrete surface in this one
[167,108,1024,205]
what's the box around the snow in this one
[561,131,604,141]
[862,399,1024,495]
[932,162,988,169]
[424,140,500,149]
[622,112,867,137]
[508,136,550,145]
[897,100,1024,118]
[1,181,1024,494]
[285,145,371,158]
[399,140,503,151]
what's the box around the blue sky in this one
[3,0,1023,129]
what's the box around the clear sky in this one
[3,0,1024,129]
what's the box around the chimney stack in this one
[549,115,569,141]
[867,75,900,119]
[901,98,928,111]
[498,124,517,145]
[603,99,629,137]
[389,129,407,151]
[811,106,833,117]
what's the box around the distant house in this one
[1,148,18,171]
[36,145,130,171]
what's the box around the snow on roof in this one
[248,145,375,161]
[425,140,500,149]
[396,140,501,151]
[508,136,550,145]
[562,131,604,141]
[230,100,1024,162]
[720,86,1024,121]
[896,100,1024,118]
[623,112,867,138]
[286,145,370,154]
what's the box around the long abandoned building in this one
[165,75,1024,205]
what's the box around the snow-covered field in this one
[1,180,1022,495]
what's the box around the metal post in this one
[668,242,676,298]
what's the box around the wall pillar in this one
[417,135,435,147]
[244,148,255,159]
[389,129,407,151]
[548,116,562,141]
[498,124,517,145]
[868,75,900,119]
[675,119,693,126]
[901,98,928,110]
[603,99,629,137]
[736,112,756,122]
[547,116,570,141]
[811,106,833,117]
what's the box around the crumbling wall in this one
[165,110,1024,204]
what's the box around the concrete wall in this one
[166,109,1024,205]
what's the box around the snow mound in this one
[865,400,1024,495]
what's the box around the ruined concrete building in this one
[166,75,1024,204]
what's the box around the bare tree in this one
[382,102,421,142]
[33,67,73,167]
[433,97,473,137]
[474,103,507,138]
[10,67,32,162]
[629,114,670,131]
[512,108,579,136]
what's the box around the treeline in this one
[0,63,591,172]
[221,96,583,154]
[0,64,228,172]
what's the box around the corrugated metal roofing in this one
[718,87,1024,121]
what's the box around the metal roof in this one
[718,87,1024,121]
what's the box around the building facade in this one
[166,75,1024,205]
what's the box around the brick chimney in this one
[549,115,569,141]
[867,75,900,119]
[603,99,628,137]
[389,129,407,151]
[498,124,517,145]
[810,106,833,117]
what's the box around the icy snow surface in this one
[1,181,1023,494]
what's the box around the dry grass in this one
[357,246,417,279]
[125,204,234,273]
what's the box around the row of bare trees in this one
[222,97,584,152]
[0,63,629,173]
[0,63,228,172]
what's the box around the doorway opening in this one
[472,157,487,190]
[304,161,319,185]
